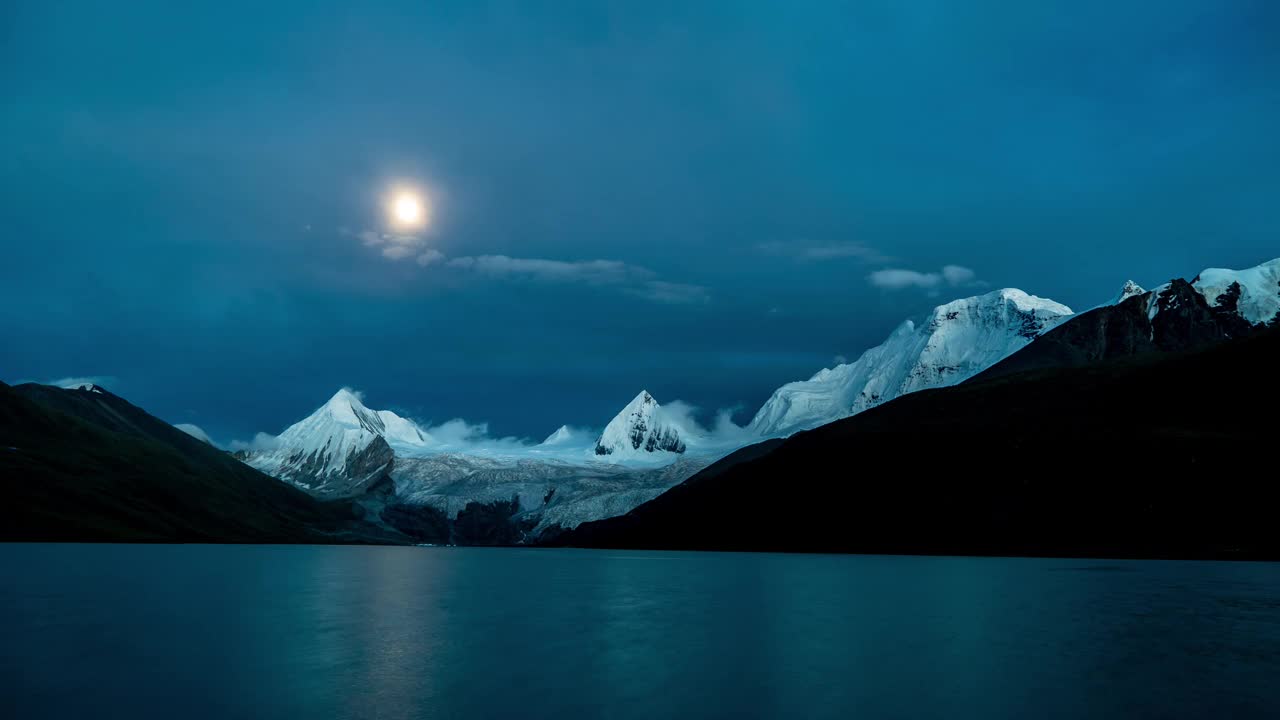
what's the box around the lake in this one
[2,544,1278,719]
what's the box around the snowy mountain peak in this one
[988,288,1073,317]
[748,287,1074,438]
[1192,257,1280,326]
[317,388,388,434]
[594,391,686,457]
[240,388,435,497]
[1112,280,1147,304]
[541,425,576,446]
[60,382,106,394]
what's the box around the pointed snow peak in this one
[241,388,422,496]
[325,387,367,410]
[627,390,656,409]
[595,390,686,457]
[542,425,575,445]
[316,387,385,433]
[1112,280,1147,304]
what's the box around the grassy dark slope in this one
[560,326,1280,559]
[1,383,398,543]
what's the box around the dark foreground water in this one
[2,545,1279,719]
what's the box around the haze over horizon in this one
[3,1,1278,444]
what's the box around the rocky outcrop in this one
[978,278,1267,380]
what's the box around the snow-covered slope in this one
[541,425,577,446]
[593,391,686,457]
[1192,258,1280,326]
[748,288,1074,438]
[242,388,428,497]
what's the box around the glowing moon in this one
[387,188,429,230]
[395,194,421,223]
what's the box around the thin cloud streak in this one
[352,226,708,304]
[868,265,982,292]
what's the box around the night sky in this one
[3,1,1278,445]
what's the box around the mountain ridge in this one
[747,287,1073,437]
[556,324,1280,559]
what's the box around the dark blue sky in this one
[3,1,1278,444]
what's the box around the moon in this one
[394,194,421,223]
[387,188,429,230]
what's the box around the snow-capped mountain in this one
[238,387,710,534]
[748,288,1074,438]
[1112,280,1147,305]
[241,388,430,497]
[977,257,1280,381]
[594,390,687,457]
[1191,258,1280,326]
[541,425,577,446]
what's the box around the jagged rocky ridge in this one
[555,323,1280,558]
[748,257,1278,439]
[978,258,1280,380]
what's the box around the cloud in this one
[941,265,976,285]
[351,227,436,259]
[758,240,891,264]
[418,418,530,452]
[447,254,709,304]
[631,280,710,305]
[174,423,213,445]
[416,249,445,267]
[350,227,706,304]
[868,265,981,292]
[802,243,891,262]
[446,255,645,284]
[228,432,281,452]
[868,269,944,290]
[381,245,416,260]
[832,355,849,365]
[662,399,754,445]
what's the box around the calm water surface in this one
[2,544,1278,719]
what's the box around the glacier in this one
[239,386,723,532]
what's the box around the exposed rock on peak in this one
[1112,280,1146,304]
[594,391,686,456]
